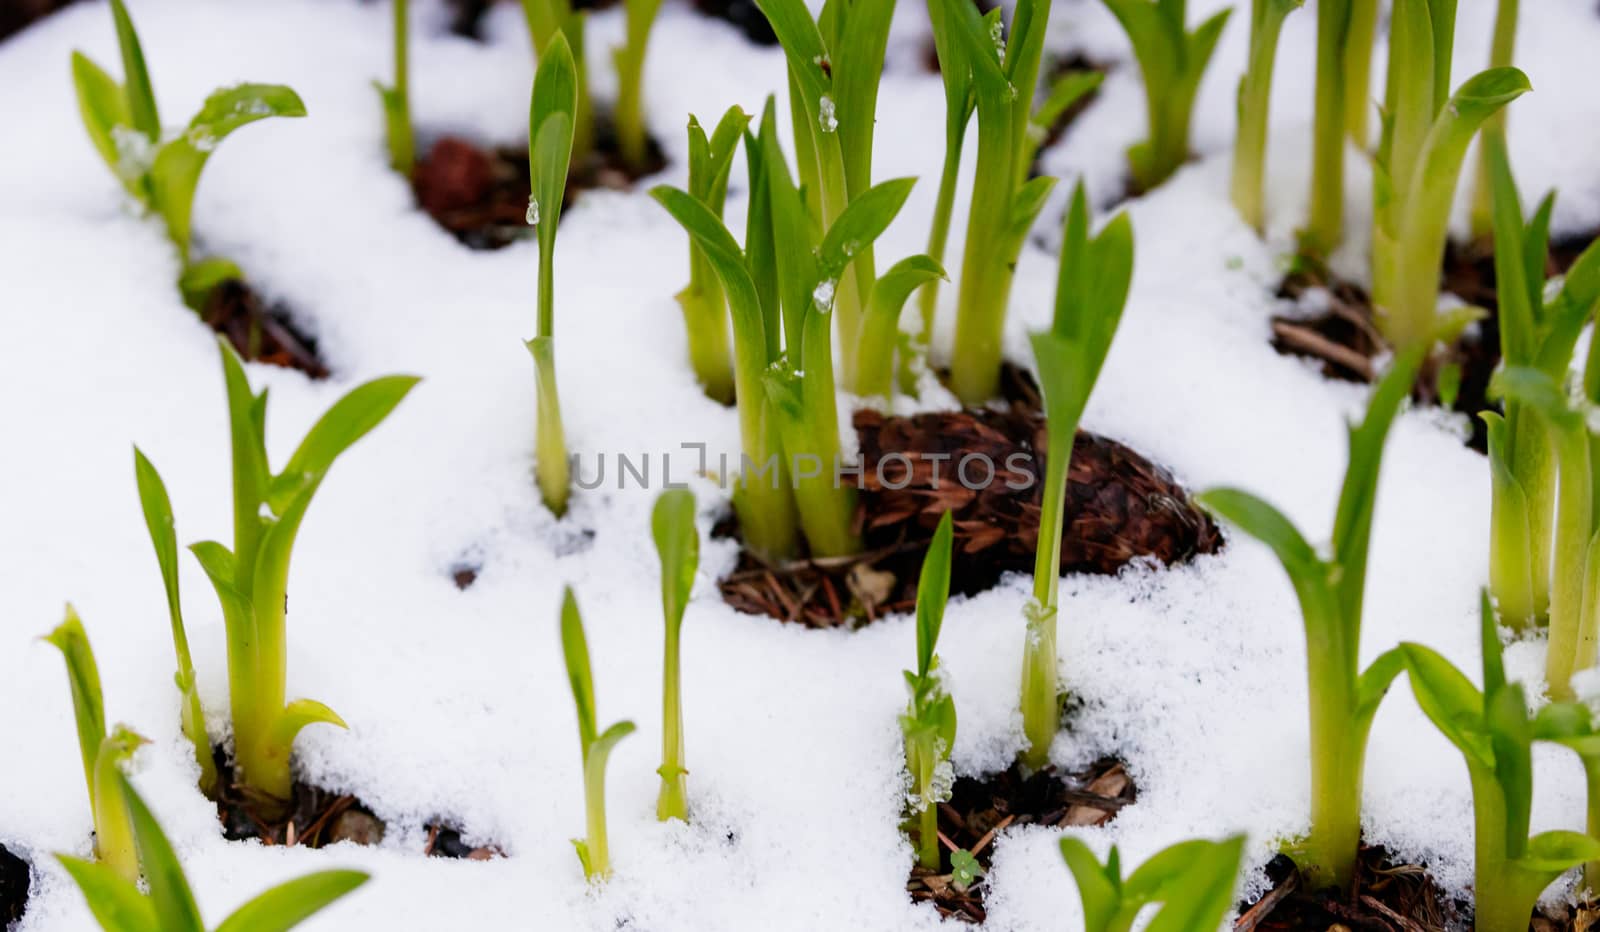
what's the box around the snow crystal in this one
[817,95,837,134]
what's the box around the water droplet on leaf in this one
[526,197,541,226]
[818,96,838,134]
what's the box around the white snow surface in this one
[1,0,1599,929]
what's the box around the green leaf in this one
[1031,71,1104,135]
[1195,489,1321,578]
[265,699,348,759]
[950,848,983,891]
[916,512,955,679]
[560,587,598,756]
[751,0,833,122]
[652,489,699,640]
[109,0,159,138]
[1517,830,1600,873]
[120,774,205,932]
[270,376,420,514]
[529,31,578,246]
[177,256,243,311]
[214,871,369,932]
[1497,367,1581,432]
[1136,836,1246,932]
[1399,642,1492,768]
[70,52,136,191]
[1479,588,1507,694]
[44,605,107,810]
[816,176,916,280]
[1355,647,1407,723]
[56,854,160,932]
[1060,837,1121,932]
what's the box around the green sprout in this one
[1370,0,1529,351]
[133,449,218,798]
[675,107,751,405]
[652,489,699,822]
[520,0,593,169]
[1341,0,1378,146]
[1020,183,1133,771]
[1301,0,1354,257]
[59,771,368,932]
[1470,0,1520,241]
[900,512,957,871]
[1231,0,1303,232]
[71,0,306,309]
[1480,134,1600,635]
[1100,0,1231,194]
[526,34,579,518]
[1060,834,1245,932]
[1399,593,1600,932]
[44,607,145,885]
[375,0,414,176]
[1197,348,1421,890]
[613,0,664,174]
[560,588,636,881]
[191,340,417,816]
[949,848,983,891]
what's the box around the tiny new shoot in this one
[45,607,144,884]
[1481,134,1600,633]
[1101,0,1231,194]
[72,0,305,309]
[675,107,751,405]
[652,489,699,822]
[192,340,417,816]
[1060,834,1245,932]
[1371,0,1529,351]
[520,0,593,168]
[526,34,579,517]
[1021,183,1133,772]
[612,0,664,173]
[1231,0,1303,232]
[60,772,369,932]
[1400,593,1600,932]
[133,448,218,798]
[375,0,414,175]
[900,512,957,871]
[1197,348,1422,890]
[561,588,636,881]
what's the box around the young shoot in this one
[60,771,369,931]
[191,340,417,817]
[1231,0,1303,232]
[612,0,663,173]
[1197,349,1421,890]
[520,0,592,168]
[375,0,414,175]
[1059,834,1245,932]
[675,107,751,405]
[1480,135,1600,634]
[560,588,636,881]
[45,607,144,884]
[526,34,579,517]
[133,449,217,798]
[1100,0,1231,194]
[1021,184,1133,772]
[1301,0,1357,257]
[1370,0,1529,351]
[1341,0,1378,145]
[900,512,956,871]
[1399,593,1600,931]
[1470,0,1520,240]
[72,0,306,308]
[652,489,699,822]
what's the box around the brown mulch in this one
[692,0,777,44]
[1235,847,1461,931]
[0,0,78,42]
[412,122,666,251]
[443,0,620,40]
[0,843,27,929]
[908,758,1135,923]
[1271,232,1597,453]
[201,278,328,379]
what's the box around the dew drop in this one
[818,96,838,134]
[812,278,836,312]
[526,197,541,226]
[111,125,156,180]
[990,18,1005,54]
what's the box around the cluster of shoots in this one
[1021,183,1132,771]
[652,490,699,822]
[900,513,957,871]
[674,108,751,404]
[73,0,305,309]
[560,589,635,881]
[1059,834,1245,931]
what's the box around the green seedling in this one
[520,0,592,169]
[652,489,699,822]
[1021,184,1133,771]
[72,0,305,308]
[1197,348,1421,890]
[561,588,636,881]
[45,607,144,884]
[1060,834,1245,932]
[675,107,751,404]
[1470,0,1520,240]
[1100,0,1231,194]
[526,34,579,517]
[1399,593,1600,931]
[900,512,957,871]
[613,0,663,173]
[133,449,217,798]
[1370,0,1529,351]
[191,340,417,816]
[60,771,368,931]
[375,0,414,175]
[1480,135,1600,634]
[1231,0,1303,232]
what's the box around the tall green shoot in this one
[1301,0,1353,257]
[613,0,664,173]
[560,588,636,881]
[675,108,750,405]
[1341,0,1377,145]
[520,0,592,169]
[916,0,976,348]
[526,34,579,517]
[376,0,414,176]
[1231,0,1302,232]
[133,449,218,798]
[1021,184,1133,771]
[1470,0,1520,241]
[1101,0,1231,194]
[1197,349,1421,890]
[652,490,699,822]
[900,512,956,870]
[1059,834,1245,932]
[191,340,417,815]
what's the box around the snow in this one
[0,0,1598,929]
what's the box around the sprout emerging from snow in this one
[900,513,957,872]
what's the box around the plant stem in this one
[676,255,735,404]
[1470,0,1519,241]
[613,0,663,173]
[656,621,687,821]
[918,128,963,346]
[918,797,940,870]
[1303,0,1348,257]
[949,105,1019,405]
[1342,0,1377,146]
[1469,769,1532,932]
[1021,407,1071,771]
[1547,425,1591,699]
[1303,602,1361,891]
[584,751,612,878]
[1513,409,1555,624]
[388,0,414,175]
[530,337,571,517]
[1231,0,1291,232]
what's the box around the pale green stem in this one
[1303,0,1348,257]
[1232,0,1292,232]
[1514,409,1555,624]
[1546,426,1591,700]
[1470,0,1519,241]
[1301,603,1362,892]
[676,251,735,405]
[1585,759,1600,895]
[949,108,1020,405]
[530,338,571,517]
[656,623,686,821]
[918,128,963,346]
[389,0,414,175]
[1469,770,1531,932]
[918,792,940,870]
[1342,0,1377,146]
[583,749,613,879]
[92,746,138,884]
[1021,420,1071,771]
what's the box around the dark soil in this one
[908,758,1135,923]
[719,366,1220,627]
[443,0,619,40]
[201,278,328,379]
[0,0,78,43]
[0,844,27,930]
[692,0,777,44]
[1271,231,1597,453]
[412,120,666,251]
